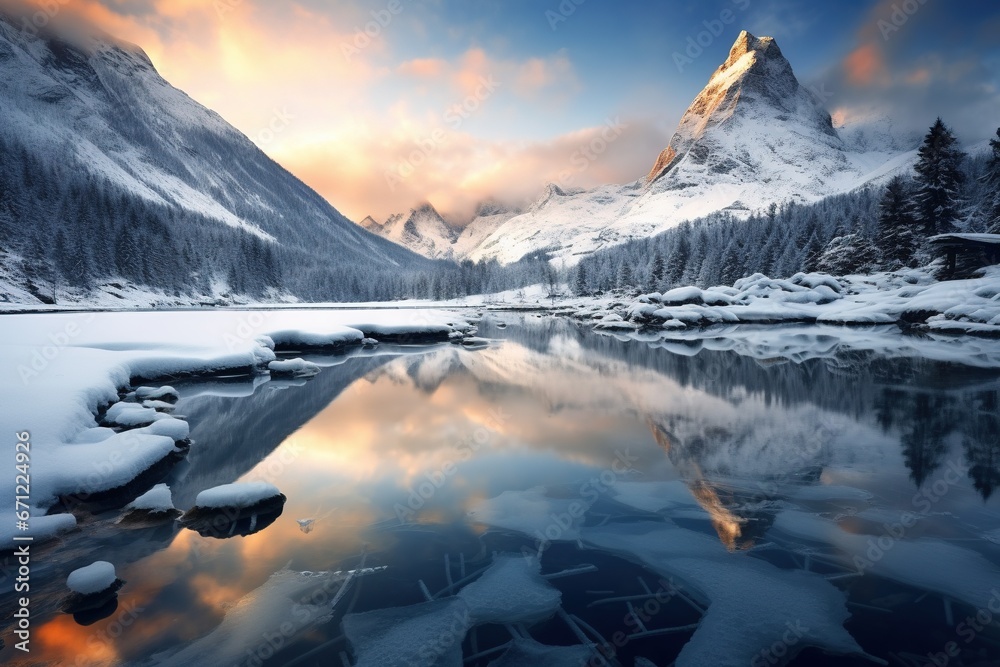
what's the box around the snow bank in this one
[622,269,1000,337]
[267,358,321,377]
[67,561,118,595]
[0,308,470,550]
[193,481,282,509]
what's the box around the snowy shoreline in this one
[0,309,477,551]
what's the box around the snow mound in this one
[193,481,282,509]
[125,483,174,512]
[268,358,321,377]
[67,561,118,595]
[133,386,179,402]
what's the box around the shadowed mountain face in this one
[0,11,430,302]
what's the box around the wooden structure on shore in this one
[929,233,1000,277]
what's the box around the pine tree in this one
[574,263,588,295]
[913,118,966,237]
[982,127,1000,234]
[648,251,665,291]
[877,176,918,268]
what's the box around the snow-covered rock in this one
[192,481,282,510]
[67,561,118,596]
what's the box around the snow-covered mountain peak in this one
[648,30,835,185]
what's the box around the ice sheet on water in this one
[153,569,348,666]
[611,480,701,513]
[343,598,468,667]
[790,484,874,503]
[457,555,561,625]
[487,638,592,667]
[772,510,1000,611]
[268,358,321,377]
[583,521,865,667]
[345,554,564,665]
[67,561,117,595]
[468,486,587,540]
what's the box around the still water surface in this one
[15,313,1000,666]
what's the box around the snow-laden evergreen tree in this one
[982,128,1000,234]
[816,233,879,275]
[877,175,918,268]
[913,118,966,237]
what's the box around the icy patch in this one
[584,521,866,667]
[791,485,874,503]
[457,555,561,625]
[488,638,592,666]
[344,598,468,667]
[153,569,353,666]
[612,480,701,513]
[469,487,587,541]
[67,561,117,595]
[772,510,1000,611]
[193,481,282,509]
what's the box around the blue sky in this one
[16,0,1000,220]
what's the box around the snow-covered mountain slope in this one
[0,10,427,301]
[466,31,918,266]
[358,200,522,260]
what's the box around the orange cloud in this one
[398,57,447,78]
[844,43,887,86]
[905,67,931,85]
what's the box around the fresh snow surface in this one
[193,481,281,509]
[124,483,174,512]
[620,269,1000,338]
[0,308,470,550]
[268,358,321,377]
[66,560,117,595]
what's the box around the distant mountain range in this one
[361,31,923,266]
[0,9,429,305]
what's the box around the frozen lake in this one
[4,311,1000,666]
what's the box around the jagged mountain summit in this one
[461,31,919,266]
[0,10,428,304]
[358,200,523,261]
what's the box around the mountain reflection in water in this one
[11,313,1000,667]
